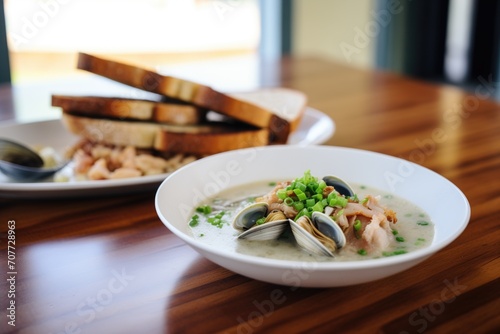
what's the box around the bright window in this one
[5,0,260,81]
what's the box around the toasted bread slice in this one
[52,95,206,125]
[77,53,307,143]
[61,112,269,156]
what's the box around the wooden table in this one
[1,57,499,333]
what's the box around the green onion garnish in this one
[276,189,287,199]
[353,219,362,239]
[196,205,212,214]
[353,219,362,231]
[293,201,304,211]
[277,170,352,219]
[189,216,199,227]
[255,217,266,225]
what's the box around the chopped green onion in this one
[295,182,307,192]
[255,217,266,225]
[284,197,294,206]
[293,201,304,211]
[293,188,303,196]
[383,249,408,257]
[298,193,307,201]
[276,189,287,199]
[204,211,226,228]
[357,249,367,256]
[307,182,317,192]
[353,218,361,239]
[196,205,212,214]
[189,216,199,227]
[294,208,309,220]
[392,229,399,235]
[417,221,430,226]
[395,236,405,242]
[306,198,316,208]
[312,201,324,212]
[353,219,362,231]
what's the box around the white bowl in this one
[155,145,470,287]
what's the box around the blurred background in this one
[1,0,499,98]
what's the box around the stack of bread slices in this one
[53,53,308,157]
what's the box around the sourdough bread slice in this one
[61,112,269,156]
[77,53,307,143]
[52,95,206,125]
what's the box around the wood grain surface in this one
[1,57,499,334]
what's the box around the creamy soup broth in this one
[188,181,434,262]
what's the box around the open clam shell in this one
[323,175,354,197]
[232,174,350,255]
[237,219,289,241]
[312,211,346,249]
[233,203,289,240]
[289,217,334,257]
[232,202,269,230]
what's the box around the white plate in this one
[155,145,470,287]
[0,107,334,198]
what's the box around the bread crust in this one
[62,112,270,156]
[52,95,206,125]
[77,53,306,143]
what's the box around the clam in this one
[289,212,346,257]
[323,175,354,197]
[231,174,350,256]
[232,202,289,241]
[311,211,346,249]
[232,205,347,257]
[289,216,335,257]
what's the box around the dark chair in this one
[0,0,10,84]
